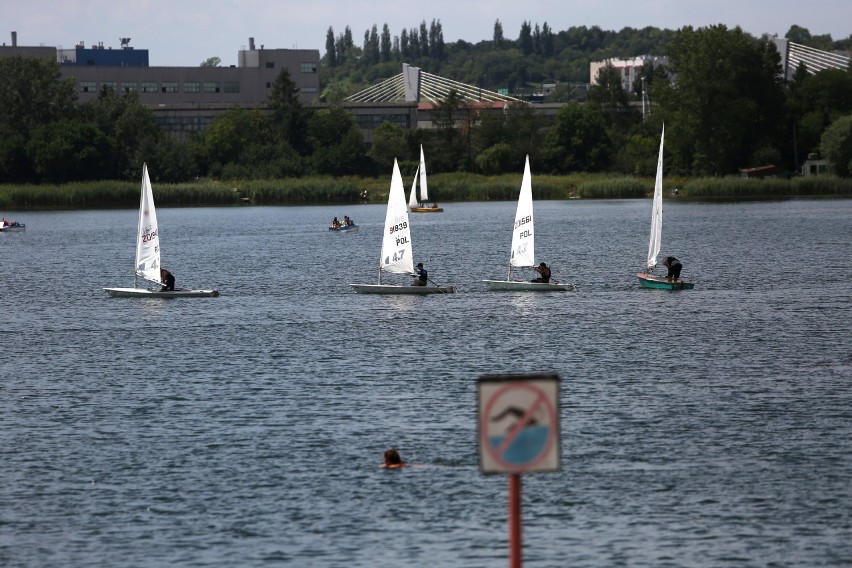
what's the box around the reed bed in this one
[2,174,850,209]
[577,178,648,199]
[681,176,852,198]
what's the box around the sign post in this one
[478,373,561,567]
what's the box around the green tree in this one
[519,21,533,56]
[821,114,852,177]
[541,103,612,172]
[268,68,309,154]
[369,121,409,168]
[493,20,504,48]
[27,119,114,183]
[200,57,221,67]
[788,69,852,160]
[0,56,77,181]
[306,106,367,175]
[431,89,466,171]
[325,27,337,67]
[656,25,785,175]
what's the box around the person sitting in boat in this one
[344,215,353,226]
[531,262,551,283]
[161,268,176,291]
[381,448,407,469]
[663,256,683,282]
[412,262,428,286]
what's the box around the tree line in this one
[1,23,851,185]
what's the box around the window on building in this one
[302,87,318,93]
[224,82,240,93]
[265,62,275,68]
[142,82,158,93]
[161,82,178,93]
[121,82,138,93]
[79,81,97,93]
[203,82,220,93]
[101,81,117,92]
[300,63,317,73]
[184,82,200,93]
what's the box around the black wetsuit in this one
[665,257,682,280]
[162,270,175,291]
[532,266,551,283]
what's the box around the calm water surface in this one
[2,198,851,567]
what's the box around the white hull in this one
[350,284,455,295]
[0,225,25,232]
[104,287,220,298]
[483,279,575,291]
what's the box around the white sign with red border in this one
[478,373,561,474]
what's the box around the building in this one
[0,33,320,142]
[589,55,667,94]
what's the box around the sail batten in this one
[510,155,536,270]
[645,126,664,272]
[380,159,415,277]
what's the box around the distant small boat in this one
[0,221,25,232]
[328,223,359,233]
[408,145,443,213]
[636,126,695,290]
[104,163,219,298]
[351,159,454,295]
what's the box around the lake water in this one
[2,198,851,567]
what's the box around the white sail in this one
[380,159,415,276]
[510,155,536,272]
[418,144,428,202]
[408,165,419,211]
[135,163,161,284]
[645,126,664,272]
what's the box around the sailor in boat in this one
[531,262,552,283]
[662,256,683,282]
[381,448,408,469]
[331,216,341,229]
[344,215,353,226]
[412,262,428,286]
[161,268,176,291]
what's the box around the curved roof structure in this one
[345,63,525,105]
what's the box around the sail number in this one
[388,221,408,234]
[514,215,531,230]
[141,229,158,243]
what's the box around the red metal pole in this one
[509,473,522,568]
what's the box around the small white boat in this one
[0,221,25,232]
[104,163,219,298]
[408,145,443,213]
[351,158,454,295]
[483,156,574,292]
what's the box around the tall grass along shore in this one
[1,174,850,209]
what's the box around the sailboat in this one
[483,155,574,291]
[104,163,219,298]
[409,145,443,213]
[636,126,694,290]
[351,159,454,294]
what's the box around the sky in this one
[2,0,849,67]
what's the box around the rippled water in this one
[2,198,851,567]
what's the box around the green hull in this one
[637,273,695,290]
